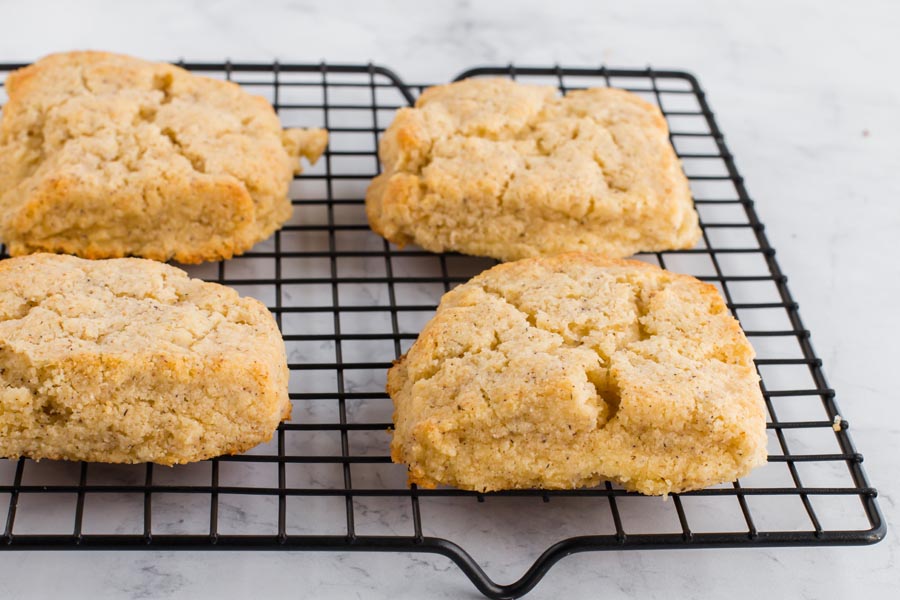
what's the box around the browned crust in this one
[366,79,700,261]
[387,251,764,494]
[0,51,327,264]
[0,253,291,465]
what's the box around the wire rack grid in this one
[0,61,885,599]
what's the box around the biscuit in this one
[366,78,700,261]
[389,253,767,495]
[0,51,328,263]
[0,253,290,465]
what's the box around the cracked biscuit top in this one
[389,253,767,495]
[0,51,328,263]
[366,78,700,261]
[0,253,290,464]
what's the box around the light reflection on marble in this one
[0,0,897,598]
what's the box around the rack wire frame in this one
[0,62,885,599]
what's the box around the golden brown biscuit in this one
[367,78,700,261]
[0,51,328,263]
[389,253,767,495]
[0,253,290,465]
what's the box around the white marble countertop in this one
[0,1,897,598]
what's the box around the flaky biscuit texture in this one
[367,78,700,261]
[0,253,290,465]
[389,253,767,495]
[0,51,328,263]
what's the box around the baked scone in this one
[0,254,290,465]
[389,253,767,495]
[0,51,328,263]
[367,78,700,262]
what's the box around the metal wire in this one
[0,62,885,599]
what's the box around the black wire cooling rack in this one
[0,62,885,599]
